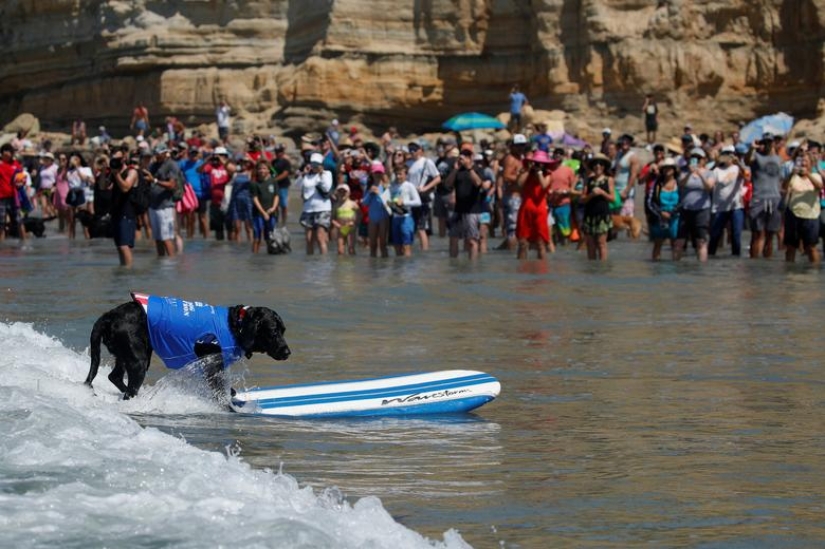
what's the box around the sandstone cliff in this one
[0,0,823,142]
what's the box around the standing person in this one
[642,94,659,144]
[675,148,715,262]
[444,149,485,259]
[147,144,180,257]
[387,164,421,257]
[497,134,528,250]
[514,151,553,260]
[508,84,529,133]
[746,133,783,258]
[433,140,457,238]
[708,145,744,256]
[130,102,150,137]
[612,134,641,219]
[216,100,231,143]
[109,151,139,267]
[547,149,577,246]
[135,151,154,241]
[53,154,71,233]
[0,143,23,241]
[581,154,615,261]
[599,128,613,156]
[475,152,496,253]
[332,184,359,255]
[251,161,279,254]
[271,144,292,227]
[782,152,822,263]
[228,158,254,242]
[406,142,441,251]
[298,152,333,255]
[646,158,680,261]
[90,155,114,239]
[65,152,94,240]
[361,161,390,258]
[199,147,231,240]
[178,146,208,239]
[36,152,58,218]
[71,118,87,147]
[326,119,341,146]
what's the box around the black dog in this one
[85,294,290,400]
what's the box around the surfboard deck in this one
[230,370,500,418]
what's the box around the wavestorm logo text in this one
[381,388,470,406]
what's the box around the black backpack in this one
[129,169,151,214]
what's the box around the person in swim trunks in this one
[332,184,359,255]
[496,134,528,250]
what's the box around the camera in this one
[109,157,123,170]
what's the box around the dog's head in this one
[234,306,291,361]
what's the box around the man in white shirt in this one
[216,100,231,143]
[406,142,441,251]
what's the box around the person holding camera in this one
[198,146,231,240]
[514,150,553,260]
[109,151,139,267]
[298,152,333,255]
[708,145,744,256]
[675,148,715,262]
[444,149,486,259]
[148,144,181,257]
[746,133,783,258]
[782,150,822,263]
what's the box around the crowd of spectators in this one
[2,98,824,266]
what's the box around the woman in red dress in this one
[516,150,553,259]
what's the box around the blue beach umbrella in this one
[442,112,506,132]
[739,113,794,145]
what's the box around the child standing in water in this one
[332,184,359,255]
[362,161,390,257]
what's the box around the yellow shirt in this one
[787,173,822,219]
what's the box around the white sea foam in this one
[0,322,471,548]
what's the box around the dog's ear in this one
[234,307,258,355]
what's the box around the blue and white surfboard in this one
[231,370,500,418]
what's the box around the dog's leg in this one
[108,359,129,394]
[194,334,229,405]
[123,360,148,400]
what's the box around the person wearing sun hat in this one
[513,150,554,260]
[646,157,680,261]
[581,153,615,261]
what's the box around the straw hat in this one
[589,153,611,168]
[665,137,684,155]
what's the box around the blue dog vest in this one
[132,293,243,370]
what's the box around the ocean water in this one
[2,226,825,548]
[0,322,469,549]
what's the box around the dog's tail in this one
[85,317,106,386]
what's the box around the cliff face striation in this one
[1,0,823,140]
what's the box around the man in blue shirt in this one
[532,122,553,152]
[509,84,529,132]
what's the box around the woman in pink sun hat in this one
[515,150,554,260]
